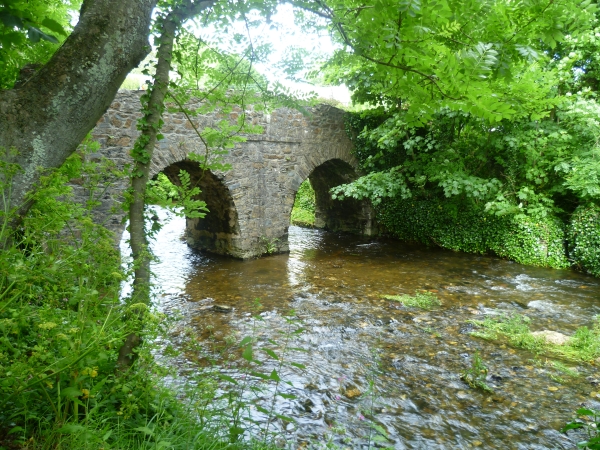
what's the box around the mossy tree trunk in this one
[117,0,214,370]
[0,0,157,221]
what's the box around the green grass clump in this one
[381,290,441,309]
[461,351,494,393]
[469,314,600,362]
[290,207,315,227]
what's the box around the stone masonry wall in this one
[83,90,375,258]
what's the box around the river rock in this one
[531,330,570,345]
[342,386,361,399]
[213,304,233,313]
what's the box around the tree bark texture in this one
[0,0,157,217]
[128,14,179,305]
[118,0,213,369]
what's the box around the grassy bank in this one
[0,148,277,450]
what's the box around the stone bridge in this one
[87,91,376,258]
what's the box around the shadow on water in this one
[136,208,600,449]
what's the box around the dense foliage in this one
[296,0,596,122]
[325,6,600,275]
[567,204,600,277]
[3,0,600,446]
[0,144,284,449]
[0,146,139,445]
[338,100,600,271]
[376,196,569,268]
[0,0,75,89]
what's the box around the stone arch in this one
[158,160,245,258]
[290,158,377,236]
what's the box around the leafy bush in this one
[146,172,179,204]
[568,203,600,277]
[0,146,133,444]
[0,144,291,449]
[562,407,600,449]
[489,213,568,268]
[338,97,600,275]
[0,146,265,449]
[146,171,208,220]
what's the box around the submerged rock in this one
[531,330,570,345]
[341,386,361,399]
[527,300,555,313]
[213,304,233,313]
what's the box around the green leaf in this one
[269,369,281,382]
[41,18,67,36]
[134,426,155,436]
[264,348,279,360]
[239,336,252,346]
[0,11,24,29]
[372,423,388,437]
[255,405,271,415]
[274,412,296,422]
[27,26,59,44]
[277,392,297,399]
[242,344,253,362]
[562,421,586,432]
[217,373,238,385]
[56,424,86,434]
[61,386,83,398]
[250,371,271,381]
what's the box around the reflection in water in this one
[140,208,600,448]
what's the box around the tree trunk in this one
[116,15,177,369]
[128,14,179,306]
[0,0,157,219]
[117,0,214,370]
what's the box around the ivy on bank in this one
[377,196,569,269]
[568,204,600,277]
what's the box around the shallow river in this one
[133,209,600,449]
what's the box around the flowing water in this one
[132,208,600,449]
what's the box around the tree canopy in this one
[0,0,76,89]
[293,0,595,121]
